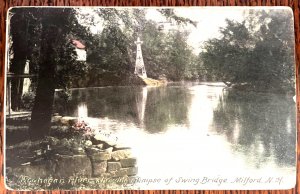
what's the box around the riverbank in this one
[6,116,138,190]
[223,82,295,95]
[71,72,166,88]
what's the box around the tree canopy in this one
[200,9,295,93]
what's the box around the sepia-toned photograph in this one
[4,7,296,190]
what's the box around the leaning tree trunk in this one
[29,23,57,141]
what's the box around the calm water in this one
[54,82,296,189]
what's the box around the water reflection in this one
[54,83,296,185]
[187,84,224,136]
[211,90,296,167]
[54,86,191,133]
[135,87,148,127]
[77,103,88,122]
[144,86,191,133]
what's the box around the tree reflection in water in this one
[211,90,296,168]
[54,86,191,133]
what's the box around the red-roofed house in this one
[71,40,86,61]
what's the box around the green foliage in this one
[88,26,131,73]
[158,9,197,27]
[85,8,198,83]
[141,21,168,79]
[163,30,194,81]
[200,10,295,93]
[9,8,88,89]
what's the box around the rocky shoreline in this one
[6,116,138,190]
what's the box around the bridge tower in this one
[134,37,147,78]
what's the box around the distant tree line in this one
[200,9,295,93]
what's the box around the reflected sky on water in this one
[54,82,296,189]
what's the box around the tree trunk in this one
[10,10,28,111]
[29,64,55,140]
[29,23,57,141]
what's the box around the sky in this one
[145,7,244,53]
[79,7,244,53]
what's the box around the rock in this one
[111,149,132,161]
[114,145,131,150]
[71,140,81,148]
[97,173,112,178]
[60,117,78,126]
[107,162,121,172]
[93,133,106,142]
[96,144,104,149]
[120,158,137,168]
[90,151,111,162]
[106,140,117,147]
[105,147,113,153]
[72,147,85,154]
[93,161,107,176]
[109,168,128,178]
[52,147,72,155]
[94,133,117,146]
[85,140,93,147]
[54,154,92,177]
[86,147,101,155]
[52,115,62,123]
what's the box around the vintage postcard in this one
[4,7,296,190]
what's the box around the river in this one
[54,82,296,189]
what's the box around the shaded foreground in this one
[6,117,138,190]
